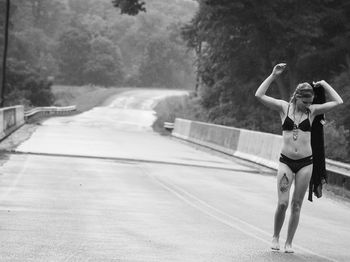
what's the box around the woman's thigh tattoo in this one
[280,173,289,192]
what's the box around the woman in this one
[255,63,343,253]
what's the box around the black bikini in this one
[282,105,311,132]
[280,104,313,173]
[279,154,313,173]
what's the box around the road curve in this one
[0,88,349,262]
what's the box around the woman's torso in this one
[280,103,314,159]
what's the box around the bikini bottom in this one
[279,154,313,173]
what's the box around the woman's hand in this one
[272,63,287,77]
[313,80,327,88]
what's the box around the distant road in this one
[0,89,349,261]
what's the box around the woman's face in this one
[296,96,313,111]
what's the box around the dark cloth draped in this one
[309,84,327,202]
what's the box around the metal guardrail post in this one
[164,122,175,131]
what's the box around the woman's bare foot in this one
[271,237,280,250]
[284,243,294,253]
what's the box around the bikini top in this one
[282,104,311,132]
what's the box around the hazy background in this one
[1,0,349,163]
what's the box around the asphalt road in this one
[0,89,349,262]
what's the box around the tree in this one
[83,36,124,86]
[10,28,54,68]
[138,38,173,87]
[12,0,69,37]
[112,0,146,15]
[80,14,107,38]
[3,0,197,90]
[5,58,54,107]
[182,15,202,95]
[8,0,69,80]
[138,36,193,88]
[68,0,92,15]
[56,28,91,85]
[1,1,56,107]
[182,0,350,132]
[1,0,10,106]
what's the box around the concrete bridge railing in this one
[172,118,350,197]
[0,105,77,142]
[0,105,25,141]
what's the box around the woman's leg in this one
[272,163,294,250]
[285,164,313,253]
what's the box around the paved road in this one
[0,89,349,261]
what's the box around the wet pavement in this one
[0,89,349,261]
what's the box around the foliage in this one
[83,36,124,86]
[111,0,146,15]
[0,0,16,36]
[56,28,91,85]
[68,0,92,14]
[327,58,350,129]
[1,0,198,90]
[80,14,108,38]
[24,78,54,106]
[324,121,350,162]
[183,0,350,102]
[138,36,194,88]
[110,1,197,88]
[10,28,55,66]
[181,0,350,162]
[152,92,207,134]
[4,58,54,107]
[326,57,350,159]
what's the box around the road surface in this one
[0,88,349,261]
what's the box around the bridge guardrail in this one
[0,106,25,141]
[325,159,350,190]
[164,122,175,131]
[171,118,350,198]
[326,159,350,176]
[24,106,77,120]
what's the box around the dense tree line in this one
[0,0,197,107]
[181,0,350,161]
[2,0,349,161]
[112,0,146,15]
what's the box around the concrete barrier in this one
[173,118,192,140]
[0,105,25,141]
[235,129,283,170]
[172,118,350,197]
[188,121,240,155]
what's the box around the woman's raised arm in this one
[311,80,343,115]
[255,63,287,111]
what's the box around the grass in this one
[152,93,206,134]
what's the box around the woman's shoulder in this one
[281,100,289,107]
[278,100,290,119]
[280,100,290,113]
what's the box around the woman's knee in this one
[291,200,302,214]
[277,201,289,212]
